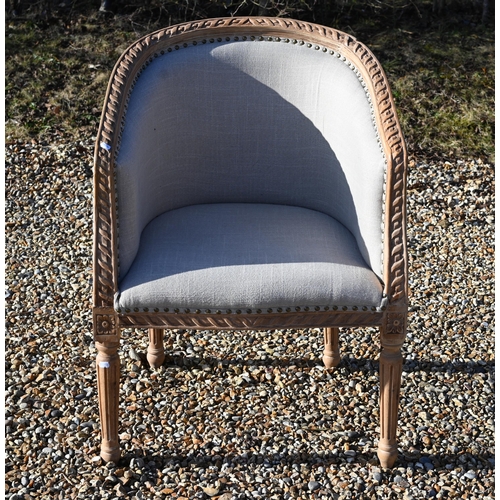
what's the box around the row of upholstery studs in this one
[114,33,389,157]
[117,35,386,160]
[135,36,361,79]
[115,305,387,314]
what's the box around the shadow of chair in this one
[92,16,408,468]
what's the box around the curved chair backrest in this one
[94,17,407,309]
[114,35,386,282]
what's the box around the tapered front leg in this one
[93,309,121,462]
[96,338,121,462]
[323,327,341,368]
[147,328,165,368]
[377,313,406,468]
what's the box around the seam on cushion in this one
[113,36,387,282]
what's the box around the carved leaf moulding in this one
[93,16,407,310]
[117,310,385,330]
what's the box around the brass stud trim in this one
[119,304,389,315]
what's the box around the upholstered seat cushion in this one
[115,203,384,312]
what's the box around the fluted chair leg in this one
[377,325,405,468]
[96,339,121,463]
[323,327,341,368]
[147,328,165,368]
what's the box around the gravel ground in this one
[5,139,494,499]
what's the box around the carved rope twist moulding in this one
[93,17,407,313]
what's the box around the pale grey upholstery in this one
[115,203,383,311]
[114,38,387,313]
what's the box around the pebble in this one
[5,142,494,498]
[309,480,321,491]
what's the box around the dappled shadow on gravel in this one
[112,443,493,498]
[153,353,494,375]
[5,139,494,498]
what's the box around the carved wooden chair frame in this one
[93,17,408,468]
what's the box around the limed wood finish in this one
[323,327,341,369]
[95,338,121,462]
[92,17,408,469]
[147,328,165,368]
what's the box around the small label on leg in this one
[99,361,110,368]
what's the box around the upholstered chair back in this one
[115,39,386,282]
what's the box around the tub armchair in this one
[93,17,408,468]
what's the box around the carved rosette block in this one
[386,312,406,336]
[323,327,341,368]
[147,328,166,368]
[95,313,116,336]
